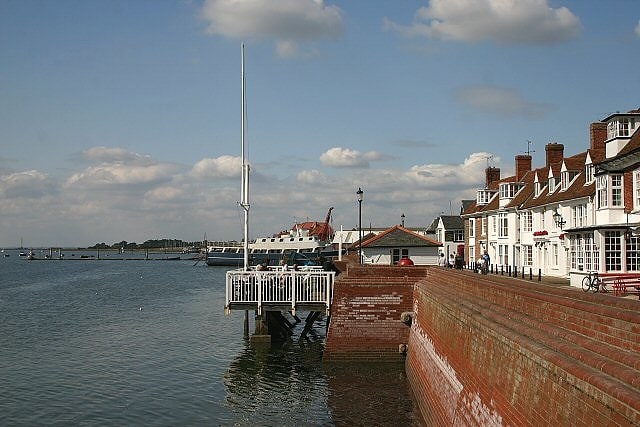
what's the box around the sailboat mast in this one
[241,43,250,271]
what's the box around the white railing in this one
[225,269,335,316]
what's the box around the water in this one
[0,250,422,426]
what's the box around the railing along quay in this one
[225,268,335,316]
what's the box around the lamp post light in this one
[553,208,566,230]
[356,187,364,264]
[401,213,405,227]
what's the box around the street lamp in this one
[553,208,566,230]
[401,213,405,227]
[356,187,363,264]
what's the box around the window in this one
[453,230,464,242]
[552,244,558,266]
[585,164,594,184]
[523,245,533,267]
[548,177,556,192]
[522,211,532,232]
[476,190,495,205]
[498,244,508,266]
[492,216,497,235]
[608,118,634,138]
[611,174,623,207]
[499,183,521,199]
[627,236,640,271]
[570,233,597,272]
[481,217,487,236]
[604,231,622,271]
[571,204,587,228]
[634,170,640,210]
[534,180,545,197]
[469,218,475,238]
[597,175,608,208]
[392,248,409,264]
[499,212,508,237]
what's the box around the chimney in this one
[515,154,532,181]
[545,143,564,168]
[485,167,500,188]
[590,122,607,151]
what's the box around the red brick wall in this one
[407,268,640,425]
[323,266,422,362]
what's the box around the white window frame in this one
[597,175,608,209]
[611,174,623,207]
[522,211,532,232]
[499,212,508,238]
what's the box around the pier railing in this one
[225,269,335,315]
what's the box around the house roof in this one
[596,129,640,173]
[360,225,441,248]
[440,215,464,229]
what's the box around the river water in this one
[0,249,422,426]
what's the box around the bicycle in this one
[581,272,608,293]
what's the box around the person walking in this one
[437,252,447,267]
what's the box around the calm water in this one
[0,250,421,426]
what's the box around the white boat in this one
[206,220,338,267]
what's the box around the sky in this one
[1,0,639,248]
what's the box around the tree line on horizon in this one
[88,239,207,250]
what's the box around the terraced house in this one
[462,109,640,287]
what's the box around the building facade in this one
[462,109,640,287]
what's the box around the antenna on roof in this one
[525,140,535,156]
[483,154,494,169]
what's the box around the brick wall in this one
[323,265,422,362]
[407,268,640,425]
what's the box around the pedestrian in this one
[482,251,490,274]
[438,252,447,267]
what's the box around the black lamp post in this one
[401,213,405,227]
[356,187,363,264]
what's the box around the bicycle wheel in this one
[591,277,602,293]
[597,278,608,293]
[582,275,592,292]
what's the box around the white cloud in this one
[190,155,241,179]
[0,170,55,198]
[455,85,551,118]
[81,146,147,163]
[296,169,327,185]
[319,147,389,168]
[384,0,581,45]
[200,0,343,57]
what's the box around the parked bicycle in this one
[581,272,609,293]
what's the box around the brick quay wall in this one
[324,264,640,425]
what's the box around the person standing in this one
[482,251,490,274]
[437,252,447,267]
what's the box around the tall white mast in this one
[241,43,250,271]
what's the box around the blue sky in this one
[1,0,638,247]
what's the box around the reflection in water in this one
[325,363,424,426]
[224,312,424,426]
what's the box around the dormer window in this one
[476,189,495,205]
[548,177,556,192]
[534,180,543,197]
[607,117,635,138]
[561,171,578,190]
[499,182,522,199]
[585,163,594,184]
